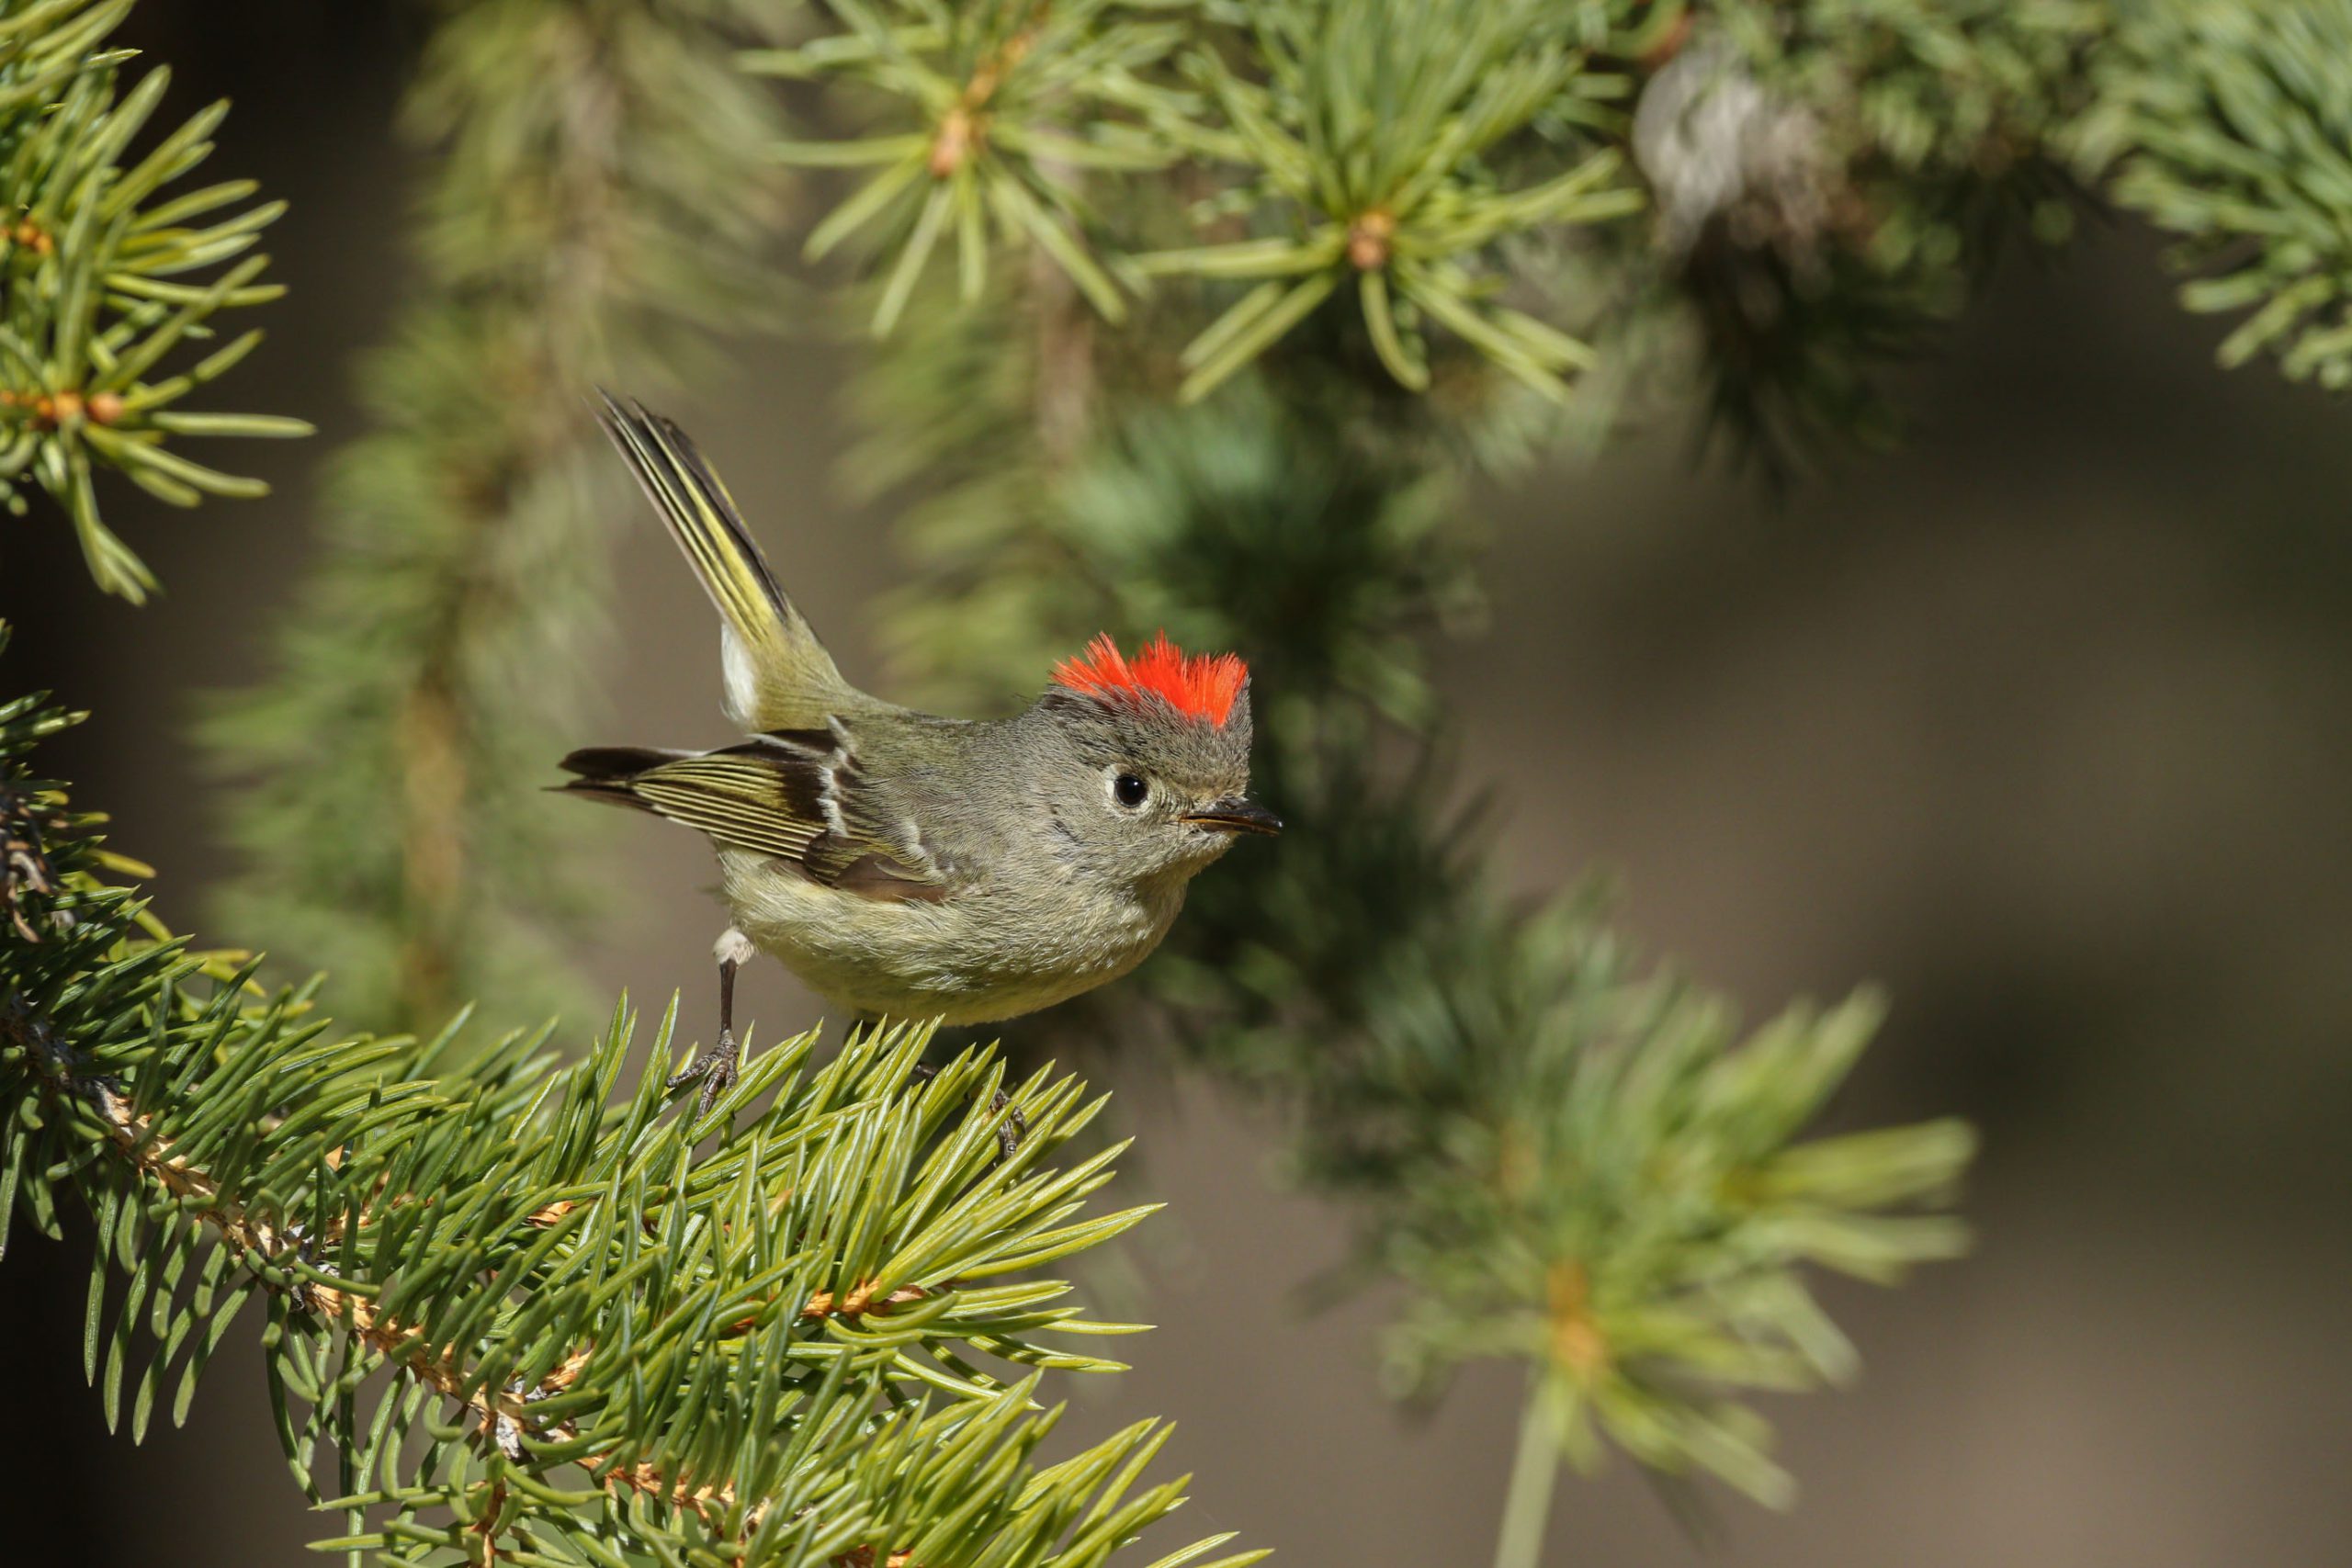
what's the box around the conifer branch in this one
[0,0,311,602]
[1131,0,1644,403]
[2075,0,2352,389]
[750,0,1194,334]
[2,649,1262,1568]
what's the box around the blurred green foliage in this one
[0,0,308,602]
[748,0,1191,333]
[1367,900,1971,1506]
[2078,0,2352,389]
[204,0,794,1034]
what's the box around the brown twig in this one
[926,14,1044,176]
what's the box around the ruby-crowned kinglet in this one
[561,392,1279,1109]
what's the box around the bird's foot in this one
[909,1063,1028,1162]
[668,1027,740,1120]
[988,1088,1029,1163]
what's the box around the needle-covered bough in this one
[0,637,1264,1568]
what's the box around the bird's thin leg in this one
[670,929,752,1118]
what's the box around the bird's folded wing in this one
[622,755,826,863]
[618,735,945,902]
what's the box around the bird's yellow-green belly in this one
[715,851,1180,1026]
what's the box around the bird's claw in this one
[668,1027,739,1120]
[909,1063,1028,1163]
[989,1088,1028,1163]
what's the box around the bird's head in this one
[1029,632,1279,884]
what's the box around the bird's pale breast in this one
[716,847,1184,1025]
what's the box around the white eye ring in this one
[1110,771,1149,809]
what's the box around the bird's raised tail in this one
[591,389,855,730]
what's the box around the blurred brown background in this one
[6,6,2351,1563]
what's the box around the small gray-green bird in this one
[560,392,1279,1110]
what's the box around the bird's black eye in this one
[1112,773,1149,808]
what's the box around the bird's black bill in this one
[1181,798,1283,836]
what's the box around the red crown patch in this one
[1053,632,1247,727]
